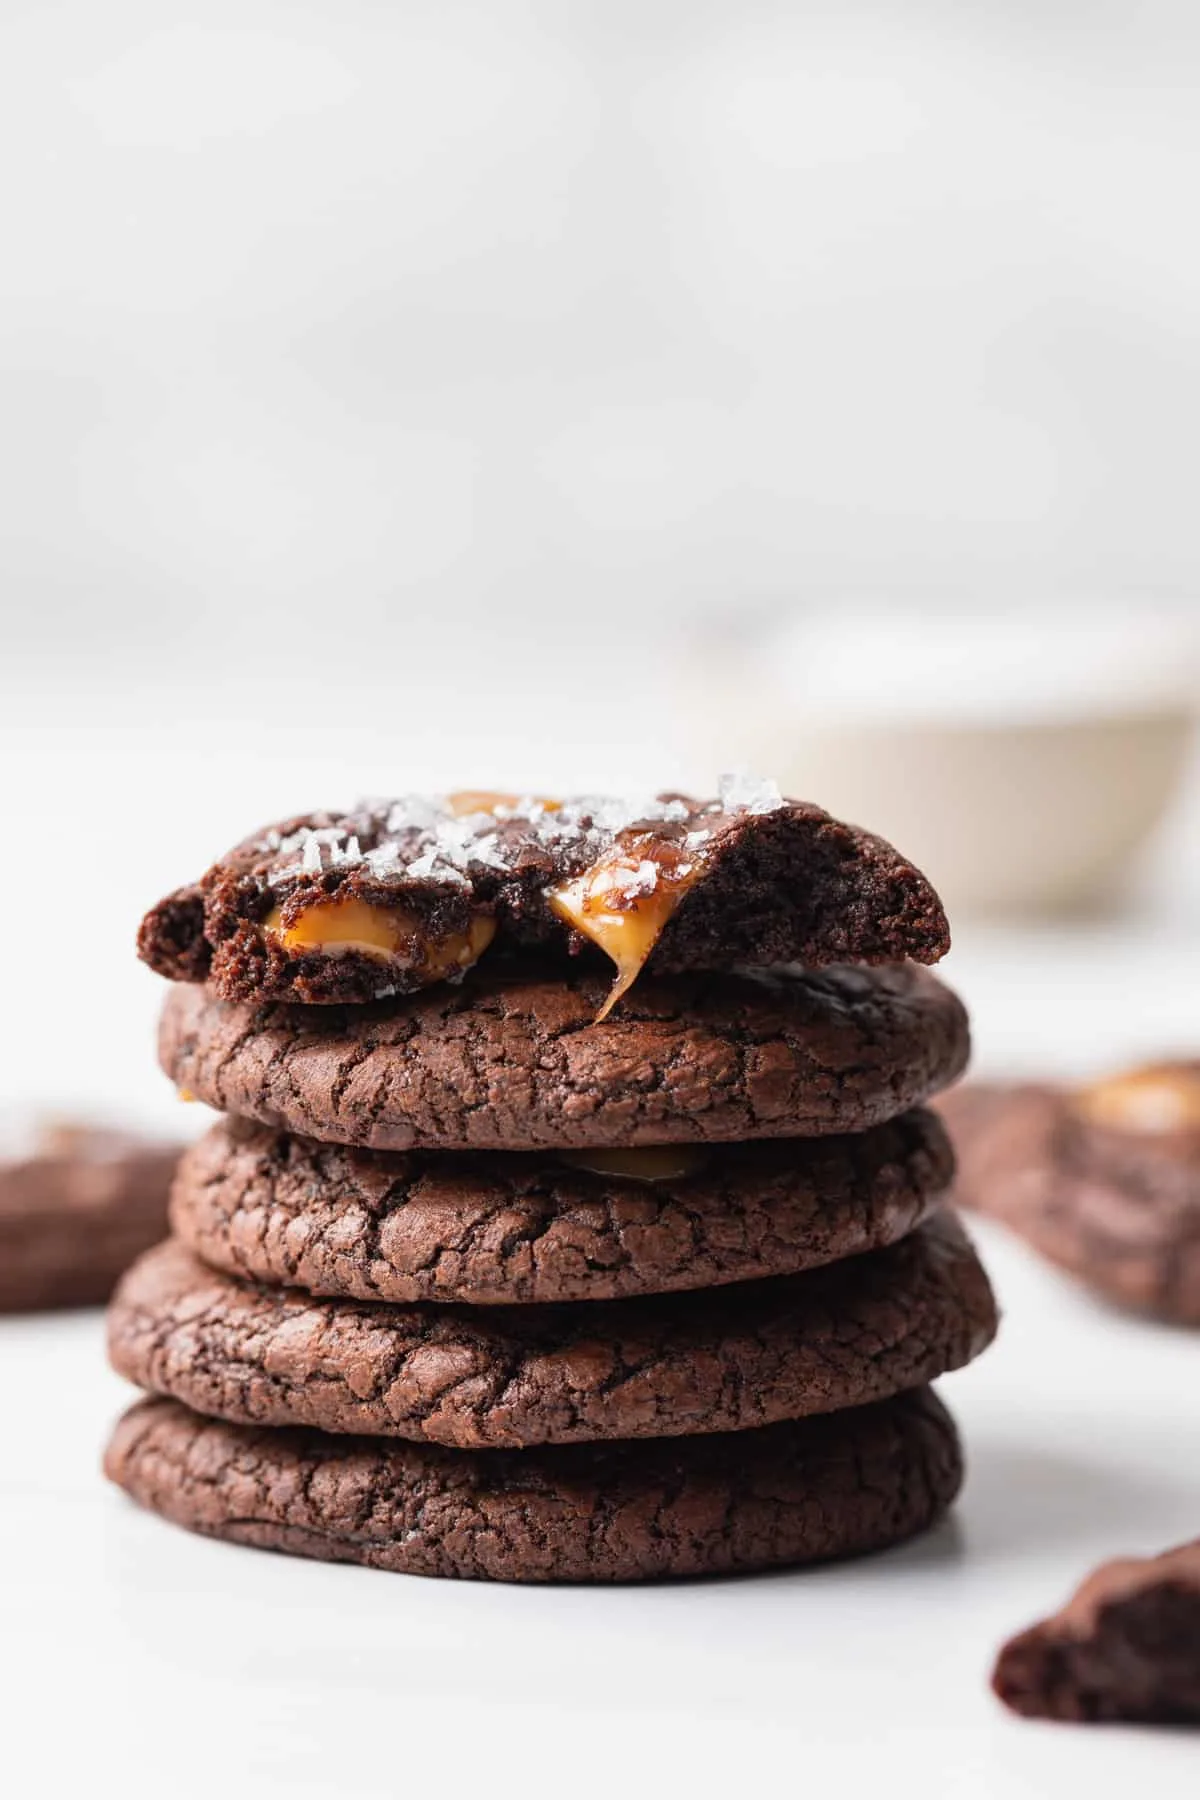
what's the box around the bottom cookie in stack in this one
[106,1387,962,1585]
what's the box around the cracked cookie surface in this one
[0,1123,179,1313]
[104,1386,963,1583]
[169,1108,954,1304]
[107,1213,995,1448]
[159,961,969,1152]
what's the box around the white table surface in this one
[3,689,1199,1797]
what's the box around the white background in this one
[2,5,1200,1794]
[5,0,1200,660]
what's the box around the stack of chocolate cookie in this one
[107,782,996,1582]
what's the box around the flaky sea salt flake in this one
[329,834,363,867]
[433,818,484,868]
[405,849,441,879]
[470,832,512,871]
[718,771,785,815]
[386,795,442,836]
[405,847,469,887]
[365,842,405,879]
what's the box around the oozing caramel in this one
[559,1145,710,1182]
[266,897,415,958]
[1074,1062,1200,1135]
[548,838,704,1019]
[264,898,495,978]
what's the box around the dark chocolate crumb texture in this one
[138,781,950,1011]
[105,1386,964,1583]
[993,1538,1200,1725]
[169,1107,954,1306]
[107,1212,997,1449]
[158,961,970,1152]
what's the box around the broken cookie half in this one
[994,1539,1200,1725]
[137,776,950,1010]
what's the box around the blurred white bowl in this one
[685,606,1198,917]
[769,710,1192,915]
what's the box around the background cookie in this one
[107,1214,996,1448]
[170,1108,955,1305]
[0,1121,179,1312]
[938,1067,1200,1324]
[160,961,970,1152]
[993,1538,1200,1724]
[105,1386,963,1584]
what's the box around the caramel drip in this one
[547,837,704,1019]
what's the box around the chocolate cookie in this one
[0,1121,178,1313]
[938,1063,1200,1324]
[107,1213,995,1448]
[993,1539,1200,1724]
[137,784,949,1009]
[159,961,969,1153]
[170,1108,954,1305]
[105,1385,963,1583]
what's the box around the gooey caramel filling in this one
[559,1145,710,1182]
[263,897,495,979]
[548,839,704,1020]
[1075,1062,1200,1135]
